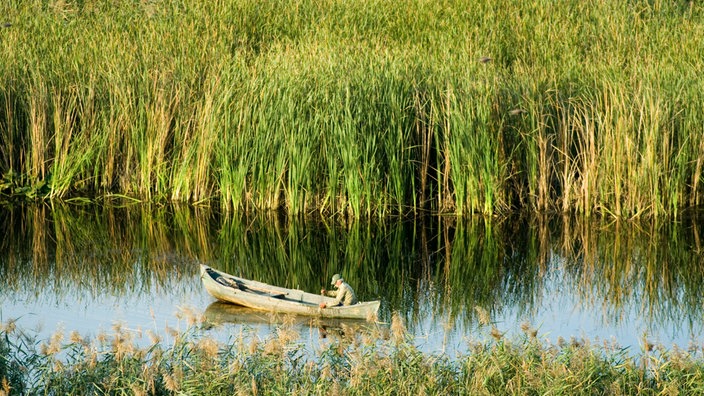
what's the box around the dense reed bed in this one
[3,313,704,395]
[0,1,702,217]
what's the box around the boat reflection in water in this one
[203,301,386,341]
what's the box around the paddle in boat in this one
[200,264,380,320]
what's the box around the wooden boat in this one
[200,265,380,320]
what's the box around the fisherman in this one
[319,273,358,308]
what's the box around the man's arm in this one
[332,284,348,306]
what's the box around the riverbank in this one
[2,314,704,395]
[1,1,703,217]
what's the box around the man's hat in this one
[331,274,342,285]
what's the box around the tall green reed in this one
[1,0,703,218]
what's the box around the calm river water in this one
[2,204,704,357]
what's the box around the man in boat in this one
[319,273,358,308]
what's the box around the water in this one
[2,204,704,357]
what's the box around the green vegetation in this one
[3,313,704,395]
[3,204,704,336]
[0,1,702,217]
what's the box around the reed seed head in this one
[490,326,503,342]
[229,360,242,374]
[474,306,491,326]
[166,326,179,339]
[557,336,566,348]
[321,363,331,380]
[264,338,281,356]
[113,333,136,361]
[520,321,530,333]
[130,384,146,396]
[141,363,156,393]
[520,321,538,339]
[277,326,300,346]
[249,336,259,354]
[282,314,296,327]
[147,329,161,345]
[641,333,654,352]
[47,328,65,355]
[391,312,406,342]
[97,330,107,345]
[198,337,219,359]
[87,347,98,368]
[251,375,258,396]
[2,377,10,394]
[2,319,16,334]
[70,330,85,345]
[163,372,179,393]
[187,308,203,326]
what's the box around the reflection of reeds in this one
[31,205,48,275]
[3,204,704,340]
[0,204,205,299]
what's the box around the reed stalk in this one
[4,316,704,395]
[1,1,703,218]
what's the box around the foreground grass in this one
[1,1,703,218]
[2,313,704,395]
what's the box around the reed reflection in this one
[2,204,704,339]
